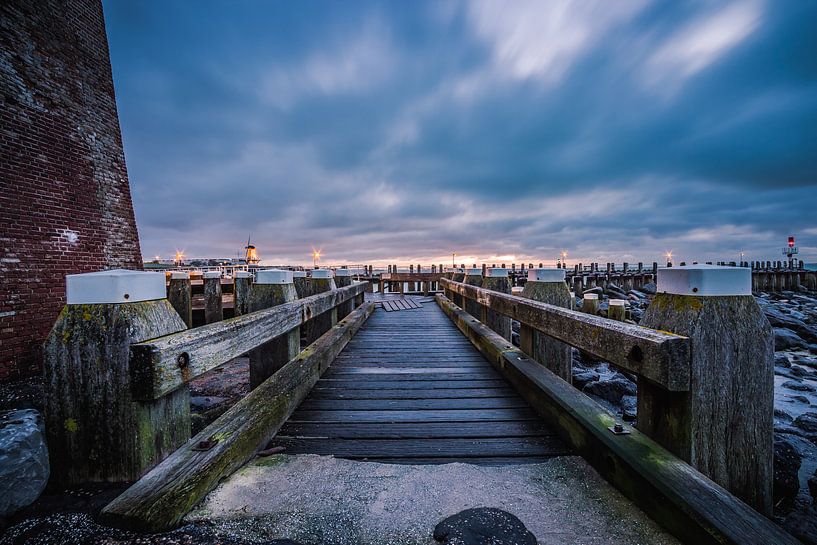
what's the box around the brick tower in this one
[0,0,142,380]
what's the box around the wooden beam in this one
[441,278,690,391]
[101,301,375,532]
[130,282,366,400]
[435,295,799,545]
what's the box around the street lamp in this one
[312,248,321,268]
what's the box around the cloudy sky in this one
[103,0,816,267]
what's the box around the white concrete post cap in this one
[609,299,627,306]
[657,265,751,296]
[527,268,565,282]
[66,269,166,304]
[583,293,599,301]
[511,286,524,295]
[256,269,293,284]
[465,268,482,276]
[486,268,508,277]
[235,271,252,278]
[335,269,352,277]
[203,271,221,279]
[292,270,307,278]
[170,271,189,280]
[311,269,332,279]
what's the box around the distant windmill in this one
[244,235,260,265]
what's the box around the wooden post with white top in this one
[247,269,300,389]
[333,268,353,320]
[233,271,252,317]
[203,271,223,324]
[463,268,484,321]
[167,271,192,328]
[304,269,337,344]
[639,265,773,514]
[519,268,573,382]
[43,270,190,486]
[481,268,511,341]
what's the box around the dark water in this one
[805,263,817,271]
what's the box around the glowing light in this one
[665,250,673,263]
[311,248,322,267]
[174,250,185,264]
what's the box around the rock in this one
[775,408,793,421]
[809,470,817,502]
[583,286,603,296]
[433,507,537,545]
[791,365,816,378]
[783,380,816,392]
[640,282,656,295]
[775,328,808,350]
[784,507,817,545]
[583,376,636,404]
[794,413,817,434]
[774,434,802,506]
[776,354,792,368]
[792,395,811,404]
[572,370,599,390]
[0,409,50,516]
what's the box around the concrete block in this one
[657,265,751,296]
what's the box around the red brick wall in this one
[0,0,142,381]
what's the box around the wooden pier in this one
[41,265,809,543]
[271,299,569,463]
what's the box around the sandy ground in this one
[187,454,679,545]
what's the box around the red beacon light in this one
[788,236,795,248]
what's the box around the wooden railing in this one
[442,279,690,390]
[439,276,774,516]
[130,284,365,400]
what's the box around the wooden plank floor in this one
[271,299,572,464]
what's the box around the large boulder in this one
[794,413,817,434]
[640,282,657,295]
[773,434,802,507]
[775,328,808,351]
[583,375,636,404]
[433,508,537,545]
[0,409,49,516]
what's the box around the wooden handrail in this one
[440,278,690,391]
[130,282,366,400]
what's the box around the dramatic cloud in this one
[104,0,817,265]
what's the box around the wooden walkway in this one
[271,299,571,464]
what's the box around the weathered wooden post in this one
[334,268,353,320]
[572,274,583,297]
[608,299,626,321]
[639,265,773,514]
[233,271,252,317]
[167,271,192,328]
[203,271,223,324]
[304,269,337,344]
[44,270,190,486]
[520,268,572,382]
[247,269,299,389]
[463,268,484,320]
[292,270,308,298]
[481,268,511,341]
[582,293,599,315]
